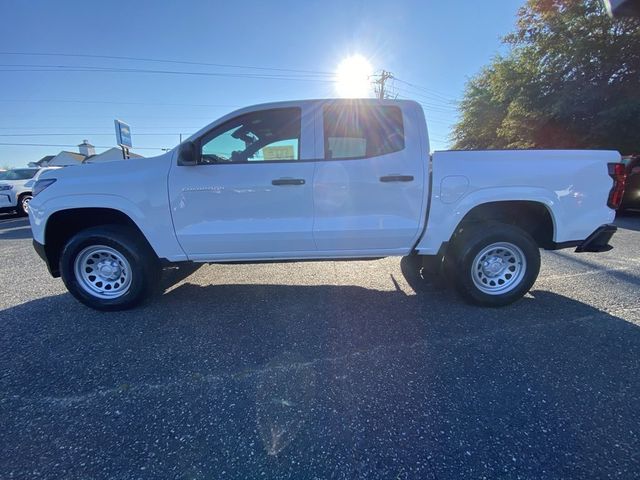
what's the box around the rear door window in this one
[323,105,405,160]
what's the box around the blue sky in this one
[0,0,523,168]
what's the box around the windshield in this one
[0,169,37,181]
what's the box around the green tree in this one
[452,0,640,153]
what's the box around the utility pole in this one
[373,70,394,99]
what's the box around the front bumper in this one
[0,193,14,209]
[575,224,617,253]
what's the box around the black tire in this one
[448,223,540,307]
[16,193,32,216]
[59,224,160,311]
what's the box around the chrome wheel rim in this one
[22,195,32,213]
[74,245,132,299]
[471,242,526,295]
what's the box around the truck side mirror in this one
[177,141,198,166]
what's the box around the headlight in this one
[0,184,12,191]
[33,178,57,196]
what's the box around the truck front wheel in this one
[59,225,160,311]
[449,223,540,307]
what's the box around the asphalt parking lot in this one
[0,214,639,479]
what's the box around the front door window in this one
[200,108,301,164]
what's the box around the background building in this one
[29,141,143,168]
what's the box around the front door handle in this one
[272,178,305,186]
[380,175,414,183]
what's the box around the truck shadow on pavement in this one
[1,281,639,479]
[615,211,640,231]
[549,248,640,289]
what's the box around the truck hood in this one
[40,152,172,182]
[36,151,174,201]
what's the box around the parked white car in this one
[28,99,620,310]
[0,168,39,215]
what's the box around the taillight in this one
[607,163,627,209]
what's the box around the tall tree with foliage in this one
[452,0,640,153]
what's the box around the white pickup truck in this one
[28,99,621,311]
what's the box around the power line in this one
[0,133,188,137]
[395,89,458,109]
[400,99,459,114]
[0,98,240,108]
[0,51,334,76]
[396,97,458,114]
[0,52,457,105]
[0,142,166,150]
[395,78,455,101]
[0,78,455,114]
[426,119,455,126]
[0,115,225,120]
[418,106,458,115]
[0,63,328,78]
[399,97,459,117]
[0,64,335,82]
[0,126,201,130]
[394,78,455,103]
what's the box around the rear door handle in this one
[380,175,414,183]
[272,178,305,186]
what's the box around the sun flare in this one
[335,55,373,98]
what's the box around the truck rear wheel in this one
[449,223,540,307]
[59,225,160,311]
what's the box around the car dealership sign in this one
[114,120,132,148]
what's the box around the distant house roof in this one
[57,151,86,161]
[30,155,56,167]
[31,147,144,167]
[44,151,89,167]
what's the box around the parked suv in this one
[0,168,39,216]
